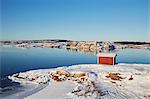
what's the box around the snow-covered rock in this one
[8,63,150,99]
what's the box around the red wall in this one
[98,57,114,65]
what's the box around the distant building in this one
[97,53,117,65]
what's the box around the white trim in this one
[113,57,114,65]
[97,53,117,57]
[97,56,99,64]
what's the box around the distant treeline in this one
[0,39,70,44]
[114,42,150,45]
[1,40,150,45]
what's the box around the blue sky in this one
[1,0,149,41]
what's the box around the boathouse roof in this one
[97,53,117,57]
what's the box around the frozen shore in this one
[8,63,150,99]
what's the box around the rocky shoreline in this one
[8,64,150,99]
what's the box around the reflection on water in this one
[66,48,116,55]
[66,48,99,55]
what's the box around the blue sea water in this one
[0,47,150,97]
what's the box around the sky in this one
[1,0,149,41]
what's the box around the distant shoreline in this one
[1,40,150,52]
[1,39,150,44]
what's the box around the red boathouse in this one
[97,53,117,65]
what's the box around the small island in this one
[1,40,150,54]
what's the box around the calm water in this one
[0,47,150,97]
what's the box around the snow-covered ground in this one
[8,63,150,99]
